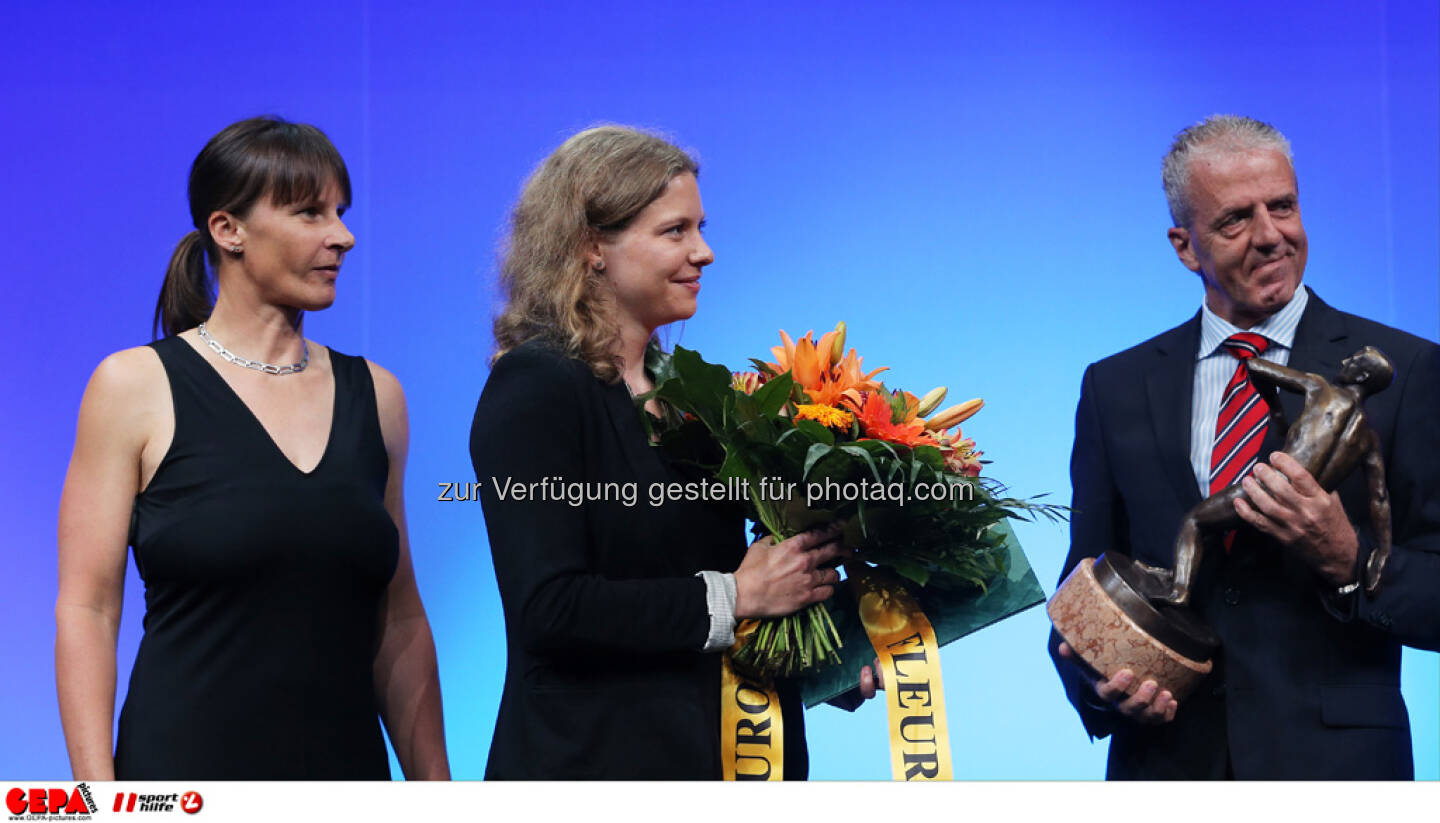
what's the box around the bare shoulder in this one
[75,345,171,463]
[89,345,166,397]
[364,359,409,454]
[364,359,406,412]
[84,346,169,428]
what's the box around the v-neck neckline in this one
[176,335,339,477]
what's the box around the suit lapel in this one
[1146,313,1204,511]
[1270,288,1350,447]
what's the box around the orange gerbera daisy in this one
[852,391,937,448]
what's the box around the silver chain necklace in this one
[198,322,309,375]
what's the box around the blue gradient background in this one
[1,1,1434,780]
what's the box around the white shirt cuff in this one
[695,570,738,652]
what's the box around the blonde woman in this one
[470,126,880,779]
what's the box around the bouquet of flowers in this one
[646,322,1063,679]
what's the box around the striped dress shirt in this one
[1188,286,1309,495]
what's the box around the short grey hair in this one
[1162,115,1294,228]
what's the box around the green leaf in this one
[793,418,835,446]
[651,346,737,433]
[717,446,755,484]
[912,444,946,469]
[890,557,932,586]
[852,438,900,461]
[775,426,805,446]
[733,390,761,427]
[803,442,835,479]
[753,372,794,418]
[781,495,833,533]
[839,444,882,484]
[748,359,779,379]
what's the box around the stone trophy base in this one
[1048,554,1218,702]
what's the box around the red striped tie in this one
[1210,332,1272,498]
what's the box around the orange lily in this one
[791,337,823,388]
[823,348,887,407]
[768,326,888,407]
[770,327,844,377]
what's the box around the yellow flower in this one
[795,403,855,430]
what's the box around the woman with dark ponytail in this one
[56,116,449,780]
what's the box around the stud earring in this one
[593,261,606,272]
[231,245,243,253]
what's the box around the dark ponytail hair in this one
[153,116,352,338]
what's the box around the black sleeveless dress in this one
[114,335,399,780]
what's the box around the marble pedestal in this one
[1049,555,1215,702]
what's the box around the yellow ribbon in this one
[720,620,784,780]
[853,571,954,781]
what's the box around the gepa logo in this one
[5,784,98,817]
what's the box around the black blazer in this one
[470,339,808,779]
[1050,289,1440,779]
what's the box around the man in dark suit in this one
[1049,115,1440,779]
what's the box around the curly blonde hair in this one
[493,125,699,382]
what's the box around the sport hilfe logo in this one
[112,791,203,814]
[5,785,98,815]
